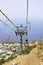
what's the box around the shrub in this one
[22,45,36,54]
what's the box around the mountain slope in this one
[3,48,43,65]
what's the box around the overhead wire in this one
[0,10,17,28]
[0,19,15,32]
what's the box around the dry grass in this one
[37,40,43,62]
[3,48,43,65]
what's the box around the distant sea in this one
[0,20,43,42]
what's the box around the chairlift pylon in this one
[0,0,30,54]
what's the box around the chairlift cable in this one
[0,10,17,28]
[0,19,15,32]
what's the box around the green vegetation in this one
[0,42,37,65]
[23,45,37,54]
[0,58,5,65]
[1,54,18,65]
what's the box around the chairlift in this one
[24,39,29,47]
[0,0,30,54]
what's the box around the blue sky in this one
[0,0,43,41]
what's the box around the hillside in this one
[3,48,43,65]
